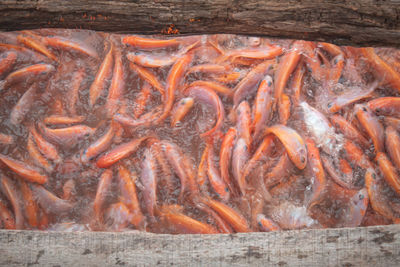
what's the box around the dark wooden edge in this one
[0,0,400,47]
[1,224,400,266]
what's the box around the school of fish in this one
[0,29,400,233]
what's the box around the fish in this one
[300,101,341,155]
[44,36,99,58]
[170,97,194,127]
[122,36,180,49]
[236,101,252,149]
[200,197,251,233]
[140,148,158,219]
[0,201,15,229]
[0,51,17,77]
[264,124,307,169]
[252,75,274,141]
[0,154,48,184]
[17,34,58,62]
[129,63,164,96]
[362,47,400,92]
[185,85,225,138]
[10,82,39,125]
[305,139,327,209]
[0,175,24,229]
[159,205,218,234]
[39,123,95,148]
[133,83,153,118]
[233,59,275,107]
[274,41,302,103]
[157,52,193,123]
[82,123,116,163]
[219,128,237,194]
[93,169,113,225]
[106,49,125,117]
[96,136,148,168]
[368,97,400,117]
[385,126,400,170]
[354,104,384,153]
[89,41,114,107]
[330,115,370,149]
[257,214,281,232]
[118,165,145,228]
[376,152,400,196]
[232,138,249,195]
[19,179,39,228]
[30,125,61,163]
[206,143,230,201]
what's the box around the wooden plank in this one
[1,225,400,266]
[0,0,399,47]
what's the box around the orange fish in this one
[122,36,180,49]
[0,154,48,184]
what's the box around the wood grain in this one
[0,0,400,47]
[1,225,400,266]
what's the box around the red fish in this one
[0,51,17,77]
[305,139,327,209]
[82,123,116,163]
[44,36,99,58]
[170,97,194,127]
[0,201,15,229]
[17,34,58,62]
[236,101,252,149]
[133,83,153,118]
[122,36,180,49]
[252,75,274,141]
[385,126,400,170]
[157,53,193,123]
[106,49,125,117]
[39,124,95,147]
[233,59,275,107]
[96,136,148,168]
[159,205,218,234]
[206,143,230,201]
[129,63,165,96]
[0,175,24,229]
[140,148,158,219]
[0,154,48,184]
[264,125,307,169]
[232,138,249,195]
[30,125,61,163]
[118,165,145,228]
[27,134,53,173]
[219,128,237,194]
[354,104,384,153]
[274,41,302,103]
[89,41,114,107]
[185,85,225,138]
[93,169,113,225]
[19,179,39,228]
[201,197,251,233]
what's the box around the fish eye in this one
[359,194,364,200]
[300,155,306,163]
[327,102,332,108]
[375,108,380,114]
[225,187,229,192]
[372,173,376,179]
[362,107,367,112]
[267,80,272,87]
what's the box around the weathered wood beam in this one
[0,0,399,47]
[1,225,400,266]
